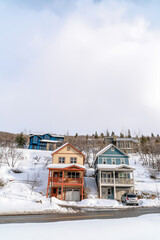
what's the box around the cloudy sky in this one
[0,0,160,136]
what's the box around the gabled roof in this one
[51,142,85,158]
[29,133,64,138]
[96,144,129,158]
[47,163,86,170]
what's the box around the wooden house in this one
[46,143,85,201]
[94,144,135,200]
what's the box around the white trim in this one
[95,144,129,159]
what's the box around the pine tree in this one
[16,132,26,148]
[120,132,124,138]
[128,129,131,138]
[94,131,98,139]
[106,129,110,137]
[75,133,78,138]
[86,134,89,140]
[151,133,154,137]
[111,131,115,136]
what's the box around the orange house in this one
[46,142,85,201]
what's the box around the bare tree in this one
[0,142,23,168]
[30,171,42,194]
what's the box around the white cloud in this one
[0,0,160,135]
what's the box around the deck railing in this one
[50,177,82,184]
[101,178,134,184]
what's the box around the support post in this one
[61,170,64,200]
[113,170,116,199]
[81,171,84,200]
[132,170,135,193]
[99,170,102,198]
[46,170,50,198]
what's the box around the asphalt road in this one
[0,207,160,224]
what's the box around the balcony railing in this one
[50,177,82,184]
[101,178,134,185]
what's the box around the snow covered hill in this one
[0,149,160,214]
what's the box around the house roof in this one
[29,133,64,138]
[40,139,62,143]
[47,163,86,170]
[51,142,85,158]
[95,144,129,158]
[96,164,135,171]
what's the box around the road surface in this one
[0,207,160,224]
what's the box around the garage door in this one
[66,189,80,201]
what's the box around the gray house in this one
[94,144,135,200]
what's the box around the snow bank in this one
[1,214,160,240]
[0,182,73,215]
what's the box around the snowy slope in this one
[129,154,160,195]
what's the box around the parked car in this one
[121,193,138,206]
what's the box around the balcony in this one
[50,177,82,185]
[101,178,134,185]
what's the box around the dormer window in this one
[111,147,115,151]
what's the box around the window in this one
[44,135,50,140]
[59,157,65,163]
[59,172,62,177]
[108,188,111,195]
[32,136,38,143]
[111,147,115,151]
[58,188,61,195]
[119,173,127,178]
[70,157,77,164]
[121,159,125,164]
[111,158,116,164]
[102,158,107,164]
[67,147,71,151]
[68,172,80,178]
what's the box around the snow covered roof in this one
[96,144,129,158]
[29,133,64,138]
[47,163,86,170]
[51,142,85,158]
[96,164,135,171]
[116,138,139,143]
[51,142,69,155]
[40,139,62,143]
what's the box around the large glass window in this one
[70,157,77,163]
[59,157,65,163]
[68,172,80,178]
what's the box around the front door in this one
[101,187,112,199]
[52,187,58,197]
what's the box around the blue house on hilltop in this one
[29,133,64,151]
[94,144,135,200]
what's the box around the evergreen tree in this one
[111,131,115,136]
[86,134,89,140]
[120,132,124,138]
[16,132,26,148]
[94,131,98,139]
[140,135,147,144]
[151,133,154,137]
[100,133,104,138]
[128,129,131,138]
[106,129,110,137]
[75,133,78,138]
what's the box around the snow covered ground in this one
[0,149,160,214]
[129,153,160,196]
[0,214,160,240]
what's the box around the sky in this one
[0,0,160,136]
